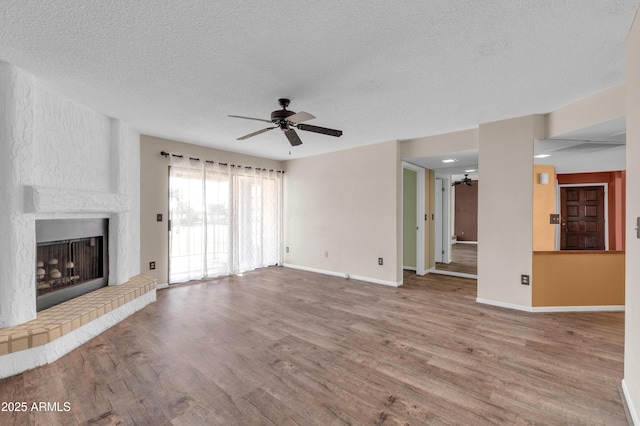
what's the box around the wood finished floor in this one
[0,267,626,425]
[435,244,477,275]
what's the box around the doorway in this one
[433,175,478,277]
[402,162,425,275]
[560,185,607,250]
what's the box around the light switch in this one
[637,217,640,239]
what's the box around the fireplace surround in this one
[0,62,148,378]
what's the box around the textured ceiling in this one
[1,1,638,161]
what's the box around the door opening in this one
[402,162,425,275]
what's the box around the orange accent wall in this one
[557,171,626,250]
[533,165,557,251]
[532,251,625,306]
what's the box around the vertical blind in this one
[168,154,282,283]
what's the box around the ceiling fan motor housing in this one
[271,108,296,125]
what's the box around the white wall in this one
[0,62,36,326]
[477,115,544,309]
[284,140,402,285]
[624,9,640,424]
[33,82,112,191]
[0,62,140,327]
[401,128,479,159]
[545,85,625,139]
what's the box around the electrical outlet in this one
[378,257,383,266]
[521,274,530,285]
[149,261,156,270]
[324,250,329,258]
[157,214,163,222]
[286,247,289,253]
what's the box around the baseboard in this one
[403,266,417,271]
[476,298,534,312]
[456,241,478,245]
[427,268,477,279]
[156,282,169,290]
[283,263,402,287]
[622,379,639,425]
[531,305,624,313]
[476,298,625,313]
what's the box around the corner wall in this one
[624,9,640,424]
[477,115,545,309]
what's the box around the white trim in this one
[403,162,426,275]
[283,263,402,287]
[427,268,477,280]
[403,266,417,271]
[530,305,624,313]
[156,282,169,289]
[476,298,624,313]
[557,183,609,250]
[476,298,535,312]
[456,241,478,245]
[434,176,452,263]
[0,290,156,379]
[622,379,639,426]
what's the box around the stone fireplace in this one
[0,61,150,378]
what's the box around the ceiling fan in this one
[452,174,473,186]
[229,98,343,146]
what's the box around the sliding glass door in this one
[168,155,281,284]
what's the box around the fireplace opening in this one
[36,219,108,311]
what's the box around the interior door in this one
[560,186,605,250]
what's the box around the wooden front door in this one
[560,186,605,250]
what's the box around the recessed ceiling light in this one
[442,159,457,163]
[534,154,551,158]
[464,169,477,173]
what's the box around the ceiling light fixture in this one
[442,159,457,163]
[534,154,551,158]
[464,169,477,173]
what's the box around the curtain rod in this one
[160,151,284,173]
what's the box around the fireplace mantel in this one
[25,185,130,214]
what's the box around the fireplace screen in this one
[36,219,108,311]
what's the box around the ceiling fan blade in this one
[228,114,273,124]
[284,128,303,146]
[452,181,461,186]
[287,111,315,124]
[297,123,343,137]
[237,127,277,140]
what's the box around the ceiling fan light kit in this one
[229,98,343,146]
